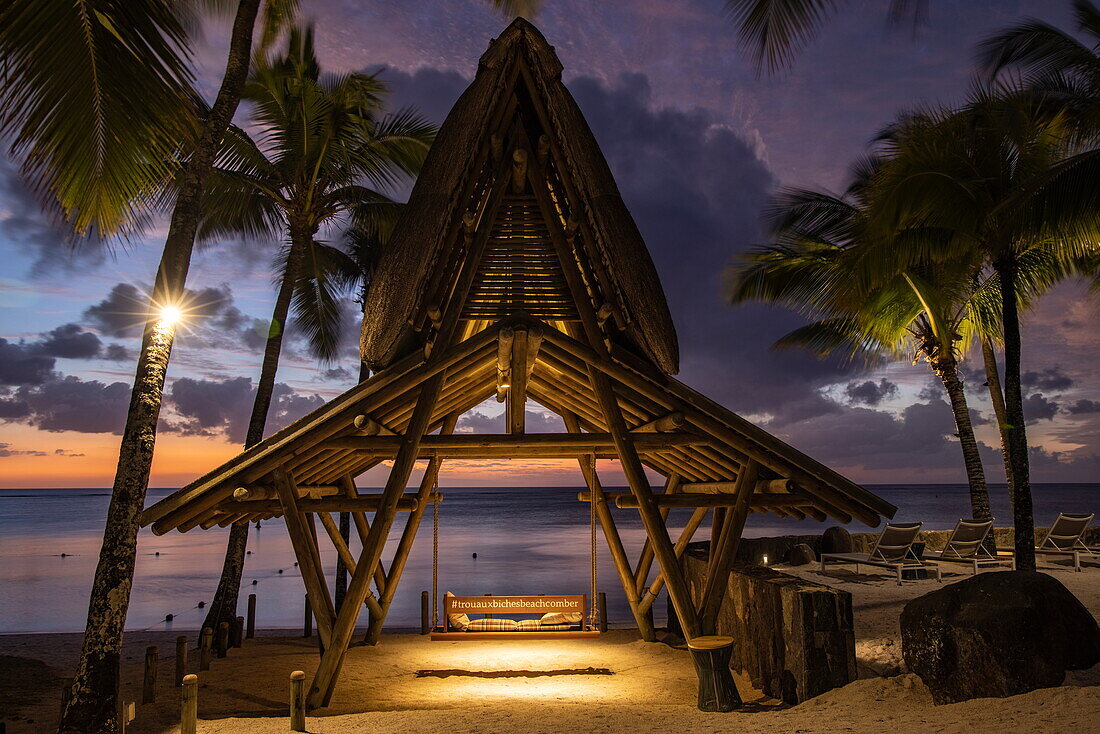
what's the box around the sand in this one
[2,561,1098,733]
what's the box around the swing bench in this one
[430,594,601,640]
[426,484,602,641]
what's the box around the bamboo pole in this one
[700,460,759,633]
[290,671,306,732]
[633,473,680,593]
[637,507,710,615]
[274,468,335,648]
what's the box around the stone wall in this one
[681,546,856,704]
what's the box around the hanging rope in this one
[589,457,599,629]
[431,482,440,630]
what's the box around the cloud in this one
[1065,399,1100,415]
[456,408,566,434]
[1021,366,1074,393]
[1,376,131,433]
[0,442,47,457]
[82,283,147,338]
[165,376,326,443]
[36,323,104,359]
[1023,393,1059,423]
[54,448,85,457]
[0,338,56,386]
[844,378,898,406]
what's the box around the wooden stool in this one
[687,635,742,712]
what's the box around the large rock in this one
[821,526,852,554]
[788,543,816,566]
[901,571,1100,704]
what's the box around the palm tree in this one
[1,3,293,731]
[866,91,1100,569]
[197,26,434,633]
[727,179,997,525]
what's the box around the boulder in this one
[901,571,1100,704]
[788,543,816,566]
[821,526,852,554]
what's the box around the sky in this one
[2,0,1099,489]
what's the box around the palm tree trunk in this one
[202,233,308,632]
[996,256,1036,571]
[980,337,1016,504]
[931,354,992,523]
[59,3,261,732]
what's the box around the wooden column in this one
[637,506,709,615]
[365,410,461,644]
[562,411,655,641]
[307,373,444,709]
[589,369,700,639]
[508,327,528,434]
[700,460,758,634]
[339,475,387,596]
[317,511,383,619]
[274,468,336,648]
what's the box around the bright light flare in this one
[158,304,184,326]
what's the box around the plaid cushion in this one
[444,591,470,631]
[515,619,542,631]
[540,612,583,625]
[467,618,518,632]
[536,623,574,631]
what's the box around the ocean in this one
[1,484,1096,634]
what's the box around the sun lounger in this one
[820,522,942,585]
[924,518,1014,574]
[1032,513,1096,572]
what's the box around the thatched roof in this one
[360,18,679,374]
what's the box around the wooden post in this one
[421,590,430,635]
[307,372,445,708]
[181,674,198,734]
[598,592,608,633]
[142,646,158,704]
[290,671,307,732]
[275,467,336,648]
[634,473,681,593]
[700,460,759,634]
[508,327,528,433]
[303,595,312,638]
[233,616,245,647]
[246,593,257,639]
[175,636,188,687]
[199,627,213,671]
[637,506,710,614]
[216,621,229,658]
[562,410,655,641]
[589,369,700,639]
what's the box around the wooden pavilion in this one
[142,19,896,709]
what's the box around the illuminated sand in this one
[2,564,1098,733]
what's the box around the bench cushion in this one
[540,611,583,625]
[467,618,518,632]
[444,591,470,631]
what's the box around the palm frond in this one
[291,239,359,362]
[723,0,839,75]
[0,0,198,236]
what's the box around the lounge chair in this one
[924,518,1014,574]
[1033,513,1096,572]
[820,522,942,585]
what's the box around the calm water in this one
[0,484,1096,634]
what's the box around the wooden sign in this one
[444,594,585,616]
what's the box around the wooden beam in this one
[365,411,461,644]
[316,512,384,621]
[700,460,758,634]
[680,478,798,494]
[339,476,386,597]
[233,485,341,501]
[561,411,655,642]
[322,432,704,453]
[496,327,513,403]
[633,412,685,433]
[307,373,444,709]
[633,473,680,594]
[274,468,335,649]
[215,495,437,514]
[637,506,710,615]
[589,369,700,639]
[577,490,814,509]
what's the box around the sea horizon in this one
[2,482,1097,635]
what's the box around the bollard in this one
[143,646,158,704]
[290,670,307,732]
[117,700,135,734]
[246,593,257,639]
[303,595,312,638]
[181,674,198,734]
[598,592,608,633]
[60,677,74,717]
[420,590,430,634]
[216,621,230,658]
[199,627,213,671]
[233,615,245,648]
[175,636,188,687]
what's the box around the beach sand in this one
[2,562,1098,733]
